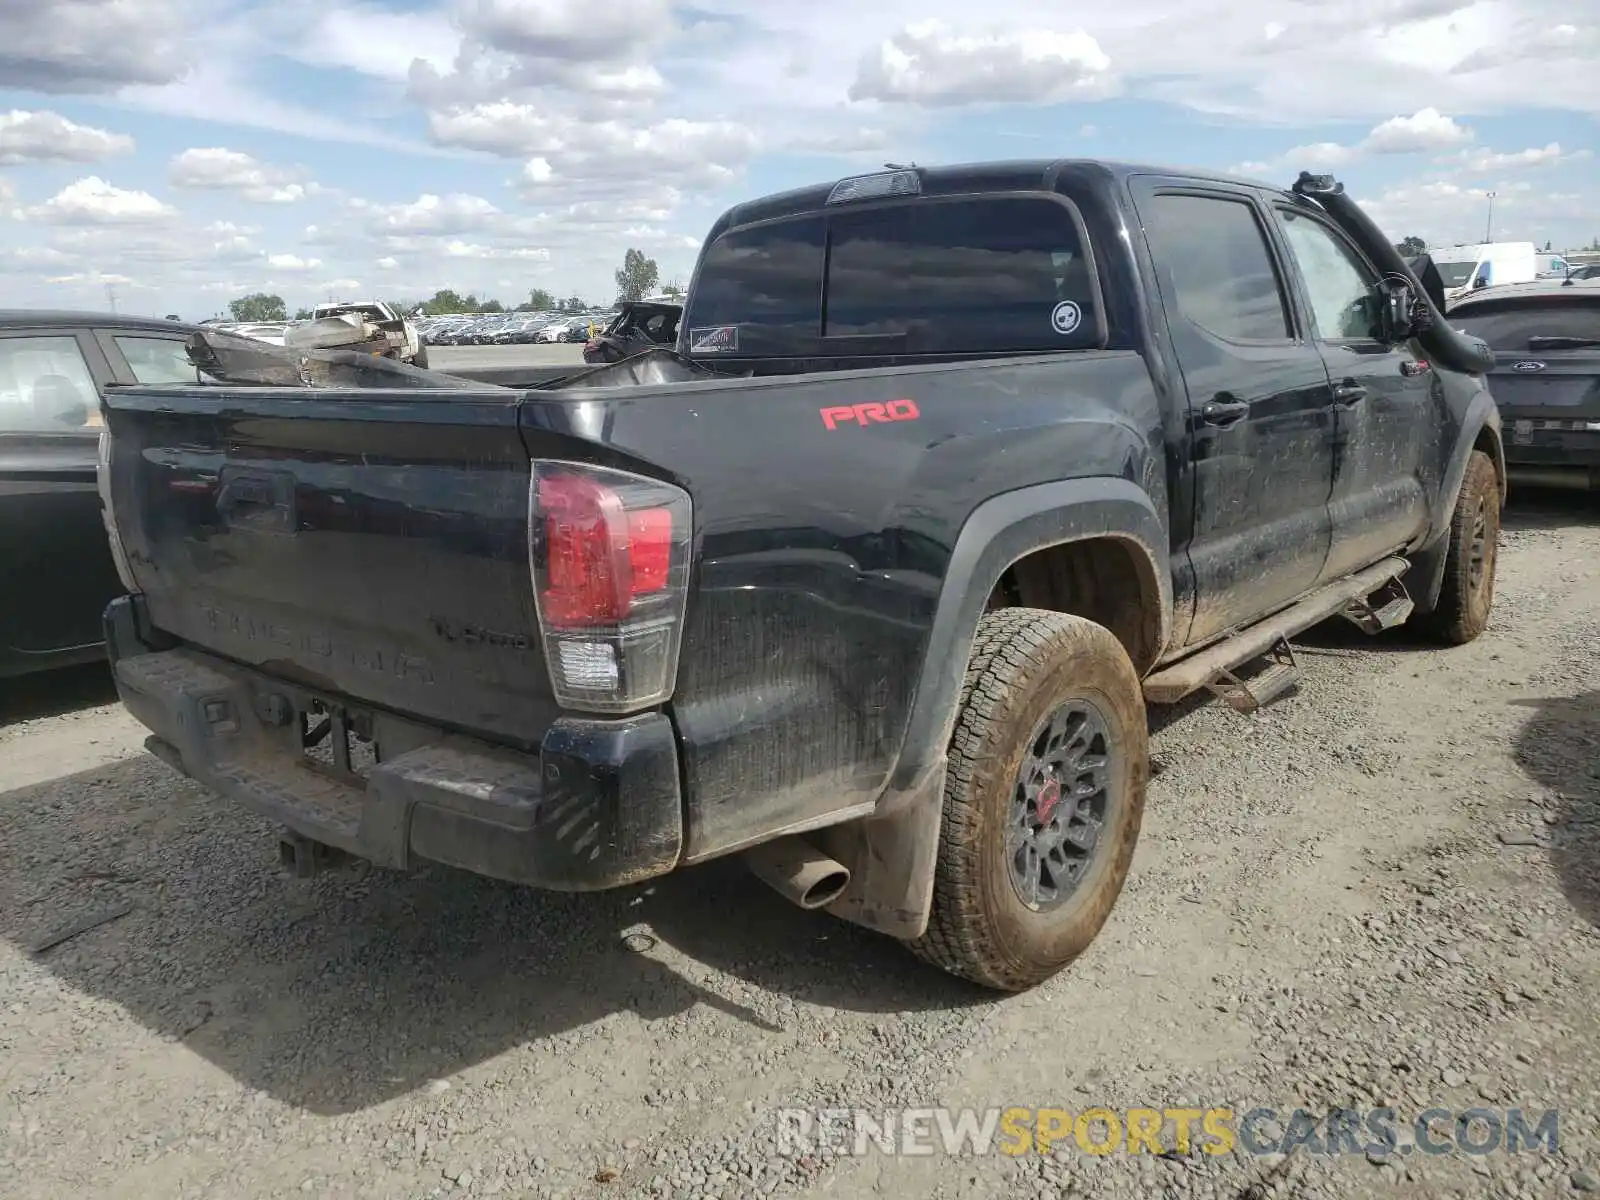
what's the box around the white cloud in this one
[0,1,192,92]
[409,0,672,105]
[169,148,317,203]
[1361,107,1473,154]
[441,240,552,261]
[3,245,71,266]
[0,109,134,165]
[252,1,459,83]
[364,192,503,235]
[376,257,401,270]
[1285,141,1363,169]
[320,277,362,292]
[1233,108,1475,175]
[267,254,322,271]
[26,177,177,225]
[429,103,759,197]
[1360,175,1593,247]
[782,127,892,155]
[849,21,1114,105]
[1453,143,1591,172]
[46,270,138,286]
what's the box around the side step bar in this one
[1143,556,1410,707]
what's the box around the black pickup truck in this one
[98,161,1504,992]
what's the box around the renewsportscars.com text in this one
[774,1105,1560,1159]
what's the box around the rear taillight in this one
[96,425,139,593]
[528,461,691,713]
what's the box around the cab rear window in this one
[682,195,1101,358]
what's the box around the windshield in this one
[1451,297,1600,349]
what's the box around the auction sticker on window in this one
[689,326,739,353]
[1051,301,1082,336]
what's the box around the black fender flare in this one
[819,477,1171,940]
[891,476,1171,793]
[1410,394,1506,615]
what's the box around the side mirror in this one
[1374,279,1419,345]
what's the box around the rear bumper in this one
[103,595,684,891]
[1502,414,1600,482]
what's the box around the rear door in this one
[1130,179,1338,646]
[0,327,122,668]
[1269,202,1434,580]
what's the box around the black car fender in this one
[817,476,1171,940]
[1408,390,1506,615]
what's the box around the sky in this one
[0,0,1595,320]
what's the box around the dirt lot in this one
[2,492,1597,1200]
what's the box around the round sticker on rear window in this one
[1051,300,1082,336]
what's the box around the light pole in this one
[1484,191,1496,243]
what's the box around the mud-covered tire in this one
[1414,449,1500,645]
[905,608,1149,992]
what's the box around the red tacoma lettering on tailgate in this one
[820,399,920,430]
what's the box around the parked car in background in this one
[1450,276,1600,491]
[584,297,683,364]
[1,310,201,678]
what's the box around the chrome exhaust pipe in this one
[743,836,851,911]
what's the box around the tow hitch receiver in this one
[278,831,349,878]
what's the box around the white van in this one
[1535,252,1572,278]
[1431,241,1538,301]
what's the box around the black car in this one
[1449,279,1600,490]
[583,299,683,363]
[0,310,202,678]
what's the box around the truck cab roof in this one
[712,158,1264,232]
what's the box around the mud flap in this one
[815,761,947,940]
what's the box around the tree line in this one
[225,247,685,324]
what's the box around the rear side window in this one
[114,335,200,384]
[1142,194,1291,342]
[684,215,826,352]
[1450,299,1600,349]
[682,196,1100,357]
[0,335,100,433]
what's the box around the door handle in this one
[1332,382,1366,406]
[1201,396,1249,427]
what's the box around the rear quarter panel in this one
[521,351,1166,861]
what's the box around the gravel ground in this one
[1,490,1597,1200]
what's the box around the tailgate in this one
[102,385,555,747]
[1488,351,1600,454]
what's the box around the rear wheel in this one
[1414,449,1500,645]
[906,608,1148,992]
